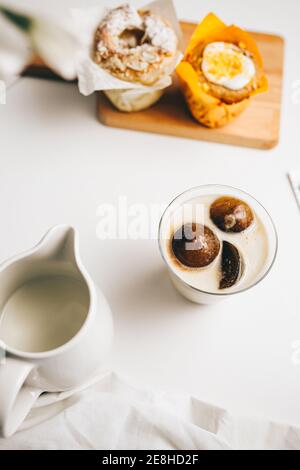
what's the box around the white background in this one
[1,0,300,426]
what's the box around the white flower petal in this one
[31,18,78,80]
[0,14,31,83]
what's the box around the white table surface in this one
[1,0,300,428]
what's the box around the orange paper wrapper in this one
[176,13,268,128]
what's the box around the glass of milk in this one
[158,184,278,304]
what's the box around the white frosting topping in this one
[103,4,142,37]
[144,14,177,53]
[97,4,177,55]
[201,42,256,91]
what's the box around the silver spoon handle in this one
[288,171,300,212]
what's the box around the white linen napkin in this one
[0,372,299,450]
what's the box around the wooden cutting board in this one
[97,21,284,150]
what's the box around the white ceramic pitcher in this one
[0,226,113,438]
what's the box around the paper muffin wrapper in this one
[104,88,164,112]
[178,62,251,128]
[176,13,268,128]
[179,78,251,128]
[73,0,183,111]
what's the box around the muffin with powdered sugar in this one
[92,3,179,111]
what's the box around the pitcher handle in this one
[0,357,42,438]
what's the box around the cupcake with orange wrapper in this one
[176,13,268,128]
